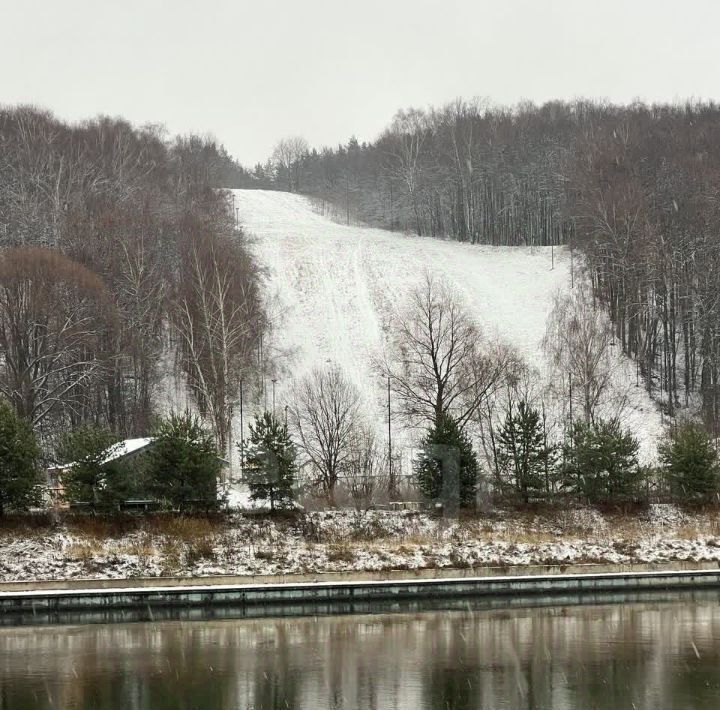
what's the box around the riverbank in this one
[4,567,720,628]
[2,558,719,592]
[2,504,720,584]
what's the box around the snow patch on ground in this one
[2,507,719,584]
[643,503,693,528]
[231,189,664,465]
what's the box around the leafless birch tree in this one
[290,365,361,504]
[386,109,426,235]
[382,273,509,431]
[174,230,263,457]
[543,284,624,424]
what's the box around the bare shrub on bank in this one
[342,426,389,512]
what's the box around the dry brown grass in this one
[186,538,216,566]
[393,532,443,546]
[59,513,226,541]
[674,525,704,540]
[57,515,224,574]
[150,515,222,540]
[123,534,156,560]
[0,512,227,543]
[66,541,104,561]
[710,519,720,536]
[159,538,182,574]
[327,541,355,563]
[0,513,56,538]
[504,530,558,544]
[66,514,140,539]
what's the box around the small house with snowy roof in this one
[46,437,229,510]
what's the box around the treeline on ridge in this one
[0,106,267,454]
[262,99,720,430]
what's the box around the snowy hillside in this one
[233,189,663,461]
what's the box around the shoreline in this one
[2,557,720,593]
[2,564,720,628]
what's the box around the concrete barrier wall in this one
[2,559,720,593]
[3,567,720,623]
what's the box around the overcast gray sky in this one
[2,0,719,165]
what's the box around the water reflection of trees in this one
[2,599,720,708]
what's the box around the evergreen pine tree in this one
[58,426,132,511]
[561,419,641,504]
[145,411,222,511]
[496,401,556,503]
[0,399,41,516]
[659,421,719,502]
[415,412,478,508]
[243,412,297,511]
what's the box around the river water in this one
[2,592,720,709]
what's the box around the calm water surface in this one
[2,594,720,709]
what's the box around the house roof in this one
[100,437,154,464]
[49,436,229,471]
[47,437,155,472]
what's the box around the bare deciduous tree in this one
[543,284,625,424]
[290,365,361,504]
[385,109,427,235]
[382,273,508,431]
[271,136,309,192]
[342,425,388,511]
[111,233,167,434]
[0,247,113,432]
[174,229,264,458]
[0,105,266,450]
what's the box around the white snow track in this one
[233,189,663,459]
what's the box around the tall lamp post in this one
[387,376,395,499]
[239,379,244,480]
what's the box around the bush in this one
[145,411,223,511]
[243,412,297,511]
[57,426,132,511]
[415,412,478,509]
[561,419,641,504]
[659,421,719,503]
[0,399,42,516]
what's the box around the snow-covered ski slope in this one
[233,189,663,458]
